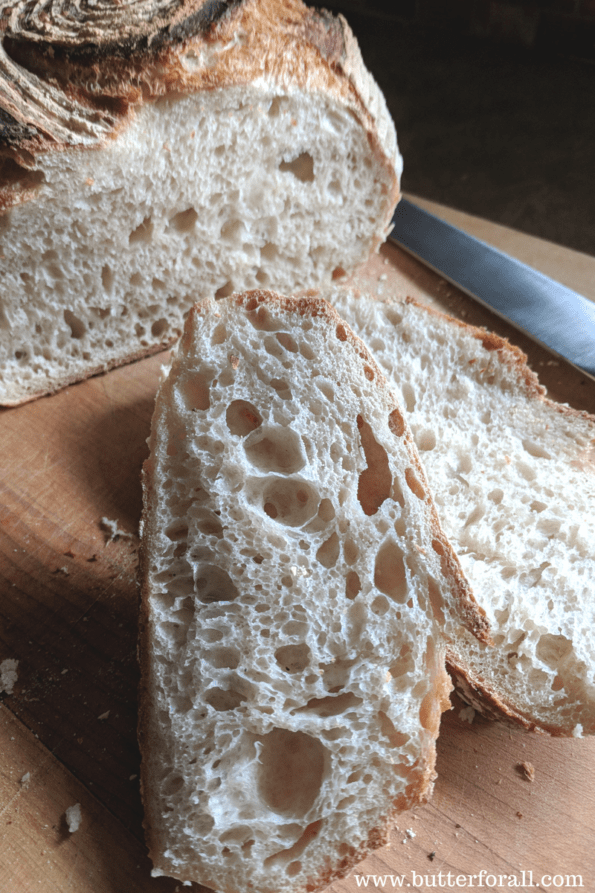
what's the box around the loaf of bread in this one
[332,286,595,736]
[138,289,487,892]
[0,0,400,405]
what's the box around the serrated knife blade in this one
[389,198,595,380]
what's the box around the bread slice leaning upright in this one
[138,289,487,893]
[0,0,400,405]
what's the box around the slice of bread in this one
[0,0,400,405]
[332,287,595,736]
[138,289,486,892]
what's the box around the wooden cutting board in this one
[1,197,594,892]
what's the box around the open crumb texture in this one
[137,289,477,893]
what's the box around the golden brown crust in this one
[446,650,556,735]
[403,295,547,400]
[0,0,399,219]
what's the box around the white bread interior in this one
[332,286,595,736]
[138,289,481,893]
[0,0,400,405]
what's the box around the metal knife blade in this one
[389,198,595,380]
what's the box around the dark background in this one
[314,1,595,256]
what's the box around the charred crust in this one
[0,0,244,154]
[302,7,346,68]
[2,0,243,59]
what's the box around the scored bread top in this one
[138,289,487,892]
[0,0,400,213]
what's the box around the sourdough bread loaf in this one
[138,289,486,892]
[0,0,400,405]
[332,286,595,736]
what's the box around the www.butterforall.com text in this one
[354,870,584,888]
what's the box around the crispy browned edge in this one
[397,294,595,736]
[0,0,399,406]
[137,287,473,892]
[1,0,398,189]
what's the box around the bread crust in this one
[0,0,399,215]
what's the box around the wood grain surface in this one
[1,202,594,893]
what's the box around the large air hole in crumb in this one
[221,218,245,243]
[246,302,283,333]
[345,571,361,600]
[265,821,323,869]
[179,369,213,411]
[244,426,305,474]
[389,644,414,679]
[195,513,224,538]
[316,532,340,568]
[401,382,416,413]
[260,242,279,262]
[279,152,315,182]
[516,460,536,482]
[204,687,247,711]
[464,504,485,527]
[226,400,263,436]
[151,318,168,338]
[344,538,358,565]
[194,565,239,603]
[536,634,573,668]
[357,415,392,516]
[215,281,235,299]
[416,429,436,451]
[317,499,335,523]
[63,309,86,339]
[378,710,410,747]
[276,332,298,353]
[42,250,62,279]
[129,216,153,244]
[161,774,184,796]
[169,207,198,233]
[275,643,311,673]
[294,691,362,717]
[205,648,240,669]
[160,620,190,647]
[374,540,408,604]
[261,478,318,527]
[258,729,326,817]
[268,96,285,117]
[101,264,114,293]
[371,596,389,615]
[522,439,552,460]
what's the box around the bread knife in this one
[389,198,595,381]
